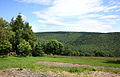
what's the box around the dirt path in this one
[37,61,120,70]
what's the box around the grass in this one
[0,56,120,73]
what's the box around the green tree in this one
[17,40,32,56]
[0,17,14,55]
[10,14,37,54]
[10,14,25,52]
[23,22,37,49]
[63,49,74,56]
[0,17,14,42]
[45,40,64,55]
[32,42,45,56]
[0,41,12,55]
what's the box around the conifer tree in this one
[10,13,37,55]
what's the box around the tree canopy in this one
[45,40,64,55]
[0,14,37,56]
[10,14,37,55]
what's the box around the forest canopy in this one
[35,32,120,57]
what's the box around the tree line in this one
[35,32,120,57]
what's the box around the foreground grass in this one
[0,56,120,73]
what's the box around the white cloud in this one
[44,0,103,17]
[38,20,66,26]
[37,19,113,32]
[100,15,119,19]
[32,0,119,32]
[16,0,53,4]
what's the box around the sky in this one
[0,0,120,32]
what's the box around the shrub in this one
[0,40,12,55]
[17,40,32,56]
[92,67,97,71]
[45,40,64,55]
[17,68,23,71]
[63,49,74,56]
[32,42,45,56]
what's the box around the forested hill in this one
[35,32,120,57]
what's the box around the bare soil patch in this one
[37,61,120,70]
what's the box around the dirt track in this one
[37,61,120,70]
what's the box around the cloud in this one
[16,0,53,4]
[38,20,66,26]
[109,0,120,5]
[37,19,113,32]
[42,0,104,17]
[100,15,119,19]
[32,0,119,32]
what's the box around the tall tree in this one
[10,14,37,54]
[23,22,37,49]
[0,17,14,55]
[10,14,24,52]
[0,17,14,42]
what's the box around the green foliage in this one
[0,17,14,56]
[17,68,23,71]
[0,17,14,42]
[0,17,9,27]
[10,14,37,53]
[69,67,84,73]
[0,41,12,55]
[45,40,64,55]
[35,32,120,57]
[17,40,32,56]
[62,49,74,56]
[32,42,45,56]
[92,67,97,71]
[0,14,36,56]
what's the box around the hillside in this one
[35,32,120,57]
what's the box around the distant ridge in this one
[35,31,120,57]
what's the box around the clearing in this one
[0,56,120,77]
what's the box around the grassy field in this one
[0,56,120,73]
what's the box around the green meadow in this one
[0,56,120,73]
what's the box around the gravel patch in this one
[80,71,120,77]
[37,61,120,70]
[0,68,120,77]
[0,70,10,77]
[0,68,78,77]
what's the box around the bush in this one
[45,40,64,55]
[17,68,23,71]
[63,49,74,56]
[32,42,45,56]
[92,67,97,71]
[0,40,12,55]
[17,40,32,56]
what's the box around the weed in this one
[17,68,23,71]
[92,67,97,71]
[69,68,83,73]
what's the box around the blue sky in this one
[0,0,120,32]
